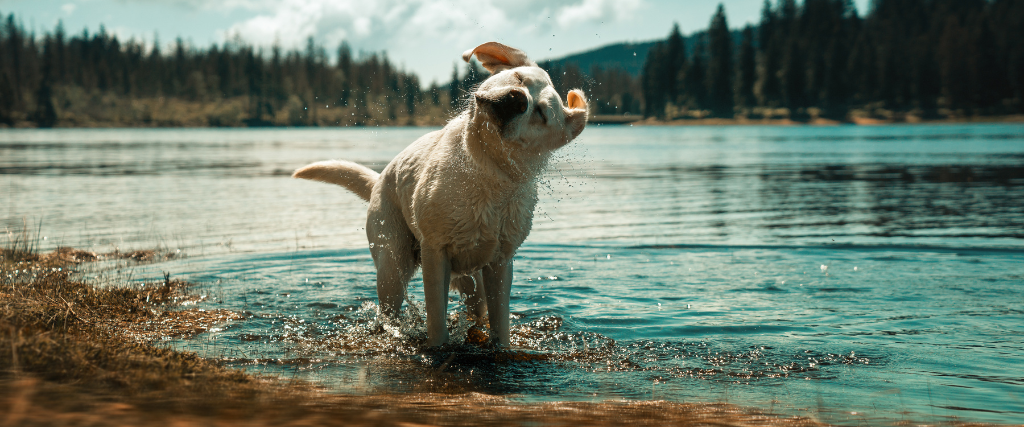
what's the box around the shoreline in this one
[0,247,832,426]
[2,247,1015,426]
[617,114,1024,127]
[1,114,1022,130]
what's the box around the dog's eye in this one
[534,106,547,124]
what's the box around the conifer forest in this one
[1,0,1022,127]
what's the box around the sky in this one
[1,0,871,85]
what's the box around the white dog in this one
[293,42,588,347]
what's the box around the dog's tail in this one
[292,160,380,202]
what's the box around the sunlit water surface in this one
[3,125,1023,425]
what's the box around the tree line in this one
[0,14,483,127]
[638,0,1024,120]
[3,0,1023,128]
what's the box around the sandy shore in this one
[3,113,1021,129]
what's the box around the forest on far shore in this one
[1,0,1023,128]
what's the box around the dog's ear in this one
[462,42,535,74]
[564,89,589,140]
[567,90,587,111]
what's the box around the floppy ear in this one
[462,42,535,74]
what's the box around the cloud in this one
[220,0,643,52]
[556,0,642,28]
[120,0,279,12]
[209,0,644,84]
[61,3,77,15]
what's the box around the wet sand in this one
[3,376,835,426]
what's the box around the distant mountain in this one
[540,30,745,77]
[539,41,658,76]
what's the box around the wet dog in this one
[293,42,588,347]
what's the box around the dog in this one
[293,42,588,347]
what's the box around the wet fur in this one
[293,42,588,347]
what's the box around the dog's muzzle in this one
[477,89,528,127]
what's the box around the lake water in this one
[2,125,1023,425]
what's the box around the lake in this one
[2,124,1023,425]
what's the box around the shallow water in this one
[3,125,1023,424]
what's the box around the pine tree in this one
[684,37,708,110]
[404,74,419,124]
[664,23,688,105]
[3,15,25,113]
[32,35,58,127]
[448,63,460,112]
[755,0,782,108]
[735,26,757,112]
[640,23,687,118]
[641,42,667,117]
[337,42,353,107]
[706,4,734,117]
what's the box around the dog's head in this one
[463,42,588,158]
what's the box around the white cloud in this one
[210,0,644,84]
[221,0,642,52]
[122,0,280,12]
[556,0,641,28]
[61,2,77,15]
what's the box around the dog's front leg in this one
[482,259,513,347]
[421,248,452,347]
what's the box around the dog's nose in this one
[479,89,528,125]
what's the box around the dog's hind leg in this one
[367,204,416,323]
[452,271,487,325]
[483,260,513,348]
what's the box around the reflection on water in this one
[3,125,1024,251]
[3,125,1024,425]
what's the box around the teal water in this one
[2,125,1023,424]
